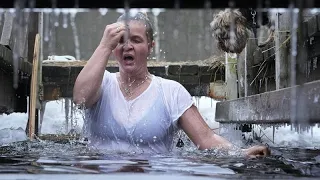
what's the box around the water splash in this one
[151,8,165,61]
[98,8,108,16]
[62,11,68,28]
[12,1,29,89]
[53,9,60,27]
[44,11,50,42]
[289,4,298,129]
[70,9,80,60]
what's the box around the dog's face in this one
[210,8,273,54]
[210,9,249,54]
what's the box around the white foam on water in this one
[1,97,320,148]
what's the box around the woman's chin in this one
[120,65,136,73]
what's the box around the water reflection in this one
[0,140,320,178]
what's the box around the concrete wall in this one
[42,9,224,62]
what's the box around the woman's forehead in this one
[126,21,147,37]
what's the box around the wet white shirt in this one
[84,70,194,154]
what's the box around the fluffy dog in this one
[210,8,273,54]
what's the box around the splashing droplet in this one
[99,8,108,16]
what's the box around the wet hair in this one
[117,12,154,44]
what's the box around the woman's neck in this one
[118,69,150,85]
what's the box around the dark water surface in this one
[0,140,319,179]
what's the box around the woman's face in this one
[113,20,153,74]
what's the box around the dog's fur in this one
[210,8,274,54]
[210,9,249,54]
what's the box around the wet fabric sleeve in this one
[83,70,112,135]
[164,80,194,128]
[101,70,111,90]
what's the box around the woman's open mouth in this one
[122,54,135,65]
[123,54,134,61]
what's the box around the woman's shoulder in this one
[154,75,184,89]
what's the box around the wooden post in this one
[275,12,289,89]
[237,30,257,97]
[27,33,40,139]
[225,52,238,100]
[237,46,246,98]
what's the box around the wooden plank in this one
[27,34,40,139]
[215,79,320,124]
[43,83,210,101]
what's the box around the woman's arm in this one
[73,22,126,108]
[179,105,270,157]
[73,45,112,108]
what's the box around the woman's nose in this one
[123,41,133,50]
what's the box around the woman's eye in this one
[133,38,142,43]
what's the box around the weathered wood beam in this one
[43,83,210,101]
[215,79,320,124]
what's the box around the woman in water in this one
[73,12,269,157]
